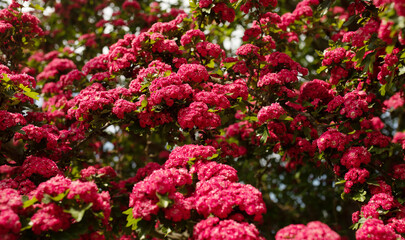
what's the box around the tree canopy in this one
[1,0,405,239]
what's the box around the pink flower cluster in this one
[0,203,21,240]
[344,168,369,193]
[342,19,380,47]
[19,156,61,180]
[129,144,266,232]
[196,41,223,59]
[68,84,131,121]
[177,102,221,129]
[194,91,230,110]
[236,44,261,59]
[276,221,340,240]
[112,99,137,119]
[360,193,395,219]
[193,178,266,221]
[299,79,333,104]
[277,0,319,30]
[193,217,264,240]
[81,166,117,179]
[212,79,249,100]
[0,5,43,45]
[393,164,405,180]
[180,29,206,46]
[164,144,216,168]
[258,69,298,87]
[356,218,398,240]
[15,124,72,154]
[148,75,193,107]
[177,64,209,83]
[33,175,111,229]
[384,92,404,110]
[265,52,309,75]
[340,90,370,119]
[129,168,192,220]
[31,203,72,234]
[37,58,77,81]
[212,3,235,23]
[0,110,26,131]
[340,146,371,169]
[322,47,347,66]
[257,103,287,124]
[190,160,238,182]
[317,129,347,152]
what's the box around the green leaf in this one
[367,182,380,187]
[124,208,142,230]
[51,191,68,201]
[399,66,405,76]
[64,203,93,222]
[23,91,39,100]
[354,47,366,68]
[156,193,173,208]
[22,196,38,208]
[260,127,269,144]
[1,73,10,82]
[278,114,293,121]
[223,61,237,69]
[207,153,219,160]
[335,179,346,185]
[386,45,394,54]
[380,84,386,96]
[352,190,367,202]
[123,208,132,215]
[30,3,45,10]
[340,192,346,200]
[206,59,215,68]
[42,194,52,204]
[316,65,328,74]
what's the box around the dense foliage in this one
[1,0,405,239]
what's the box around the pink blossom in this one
[177,64,209,83]
[0,206,21,239]
[344,168,369,193]
[177,102,221,129]
[34,175,72,201]
[257,103,287,124]
[194,179,266,220]
[164,144,217,169]
[20,156,61,179]
[356,218,397,240]
[193,217,264,240]
[277,221,340,240]
[180,29,206,46]
[31,203,72,234]
[190,160,238,182]
[317,129,347,152]
[340,146,371,169]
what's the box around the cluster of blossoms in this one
[316,129,347,152]
[33,175,111,231]
[344,168,369,193]
[340,146,371,169]
[275,221,340,240]
[257,103,287,124]
[129,144,266,237]
[14,124,72,157]
[0,2,43,57]
[0,188,22,240]
[0,110,26,132]
[0,175,111,238]
[2,0,405,238]
[193,217,265,240]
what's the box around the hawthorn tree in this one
[1,0,405,239]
